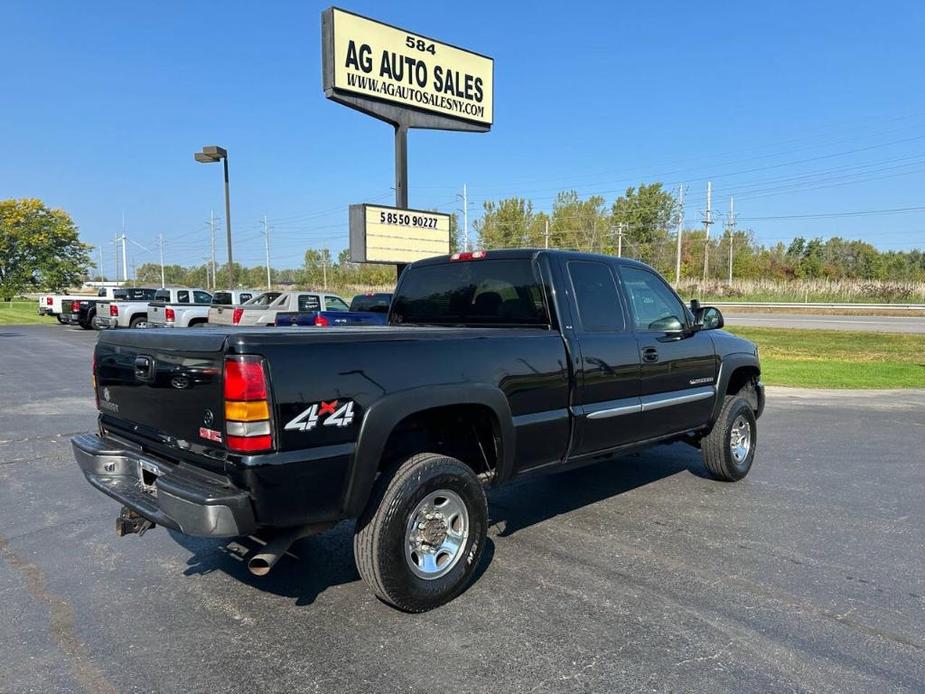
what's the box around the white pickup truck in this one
[208,290,350,326]
[38,293,97,323]
[96,288,160,328]
[146,288,213,327]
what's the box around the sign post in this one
[321,7,493,270]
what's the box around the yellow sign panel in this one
[330,8,493,126]
[350,204,451,264]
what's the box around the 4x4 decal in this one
[284,400,355,432]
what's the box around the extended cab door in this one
[560,258,643,457]
[616,265,717,439]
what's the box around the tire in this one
[56,314,67,324]
[701,395,757,482]
[354,453,488,612]
[129,316,147,329]
[79,318,94,330]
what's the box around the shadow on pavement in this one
[169,443,705,606]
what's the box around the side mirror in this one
[648,315,685,333]
[694,305,724,330]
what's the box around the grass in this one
[726,326,925,389]
[677,278,925,304]
[0,301,55,326]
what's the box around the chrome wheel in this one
[730,415,751,464]
[404,489,469,580]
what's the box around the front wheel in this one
[701,395,757,481]
[354,453,488,612]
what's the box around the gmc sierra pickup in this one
[72,249,764,612]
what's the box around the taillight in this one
[109,304,119,316]
[232,307,244,325]
[165,307,175,322]
[46,297,53,305]
[450,250,487,262]
[314,314,329,327]
[92,351,99,409]
[224,355,273,453]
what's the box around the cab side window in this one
[177,290,190,304]
[324,296,350,312]
[298,294,320,312]
[193,291,212,304]
[567,260,625,332]
[618,266,687,331]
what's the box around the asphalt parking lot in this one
[1,324,923,693]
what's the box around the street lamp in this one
[194,145,234,286]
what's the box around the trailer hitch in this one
[116,507,155,537]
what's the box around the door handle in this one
[642,347,659,363]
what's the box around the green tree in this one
[475,197,546,249]
[611,184,678,271]
[0,198,91,298]
[550,191,608,252]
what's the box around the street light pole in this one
[195,146,234,286]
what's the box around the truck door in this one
[561,259,643,457]
[616,265,717,439]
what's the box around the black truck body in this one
[73,250,763,611]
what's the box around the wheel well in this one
[380,405,500,480]
[726,366,760,410]
[188,317,207,326]
[130,312,147,322]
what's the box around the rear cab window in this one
[298,294,321,312]
[391,257,550,326]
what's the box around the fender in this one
[341,383,515,516]
[710,352,761,424]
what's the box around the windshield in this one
[245,292,281,306]
[391,258,550,326]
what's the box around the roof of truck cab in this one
[410,248,656,270]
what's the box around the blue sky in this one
[2,0,924,276]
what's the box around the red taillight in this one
[224,355,273,453]
[46,297,53,305]
[92,351,99,408]
[165,307,175,322]
[224,358,268,400]
[314,314,329,327]
[225,434,273,452]
[232,307,244,325]
[449,250,487,262]
[109,304,119,316]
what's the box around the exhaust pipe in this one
[247,523,334,576]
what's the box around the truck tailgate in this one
[95,330,228,456]
[147,303,168,325]
[209,305,236,326]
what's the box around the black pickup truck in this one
[72,249,764,612]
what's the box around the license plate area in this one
[137,458,163,496]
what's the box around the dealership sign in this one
[323,7,493,130]
[349,204,450,264]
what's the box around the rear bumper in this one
[96,316,116,328]
[71,433,256,537]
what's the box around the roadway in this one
[1,325,923,693]
[723,311,925,333]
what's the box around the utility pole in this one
[675,185,684,287]
[209,210,217,291]
[262,215,272,291]
[544,218,549,249]
[617,222,625,257]
[702,181,713,282]
[158,234,166,288]
[322,251,328,290]
[463,184,469,252]
[113,234,119,282]
[120,234,128,283]
[97,246,104,282]
[726,196,736,284]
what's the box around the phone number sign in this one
[349,204,450,264]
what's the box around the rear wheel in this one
[354,453,487,612]
[56,314,67,324]
[701,395,757,481]
[129,316,147,329]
